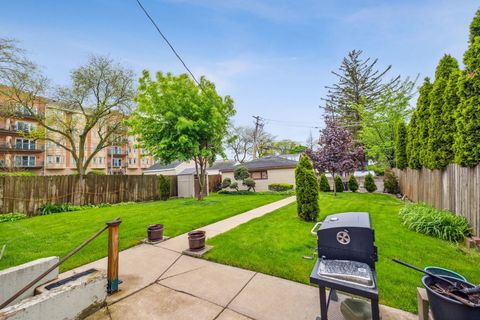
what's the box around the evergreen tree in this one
[295,154,319,221]
[406,111,421,169]
[395,121,408,169]
[334,175,344,192]
[348,175,359,192]
[319,173,331,192]
[442,70,461,165]
[455,10,480,167]
[364,173,377,193]
[426,55,459,169]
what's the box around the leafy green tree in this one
[334,175,344,192]
[221,178,231,189]
[243,178,256,192]
[234,166,250,181]
[356,78,415,167]
[319,173,331,192]
[129,71,235,200]
[364,173,377,193]
[454,10,480,167]
[407,78,432,168]
[395,121,408,169]
[295,154,319,221]
[348,175,359,192]
[426,55,459,169]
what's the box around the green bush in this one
[0,213,27,223]
[319,174,331,192]
[348,175,359,192]
[399,203,472,242]
[87,170,105,176]
[295,154,319,221]
[364,173,377,193]
[268,183,293,192]
[243,178,256,192]
[367,164,386,176]
[229,182,239,191]
[234,166,249,181]
[0,171,35,177]
[383,169,400,194]
[217,190,253,195]
[39,203,81,215]
[221,178,231,189]
[334,176,344,192]
[158,175,171,200]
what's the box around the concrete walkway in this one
[59,195,415,320]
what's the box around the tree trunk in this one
[332,172,337,196]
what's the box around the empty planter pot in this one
[188,230,206,251]
[147,224,164,242]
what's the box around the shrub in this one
[0,171,35,177]
[367,164,386,176]
[399,203,472,242]
[221,178,231,189]
[234,166,249,181]
[0,213,27,223]
[295,154,319,221]
[243,178,256,192]
[334,176,344,192]
[395,121,408,169]
[364,173,377,193]
[268,183,294,192]
[348,175,359,192]
[158,175,171,200]
[319,174,331,192]
[217,190,254,195]
[39,203,81,215]
[87,170,105,176]
[383,169,400,194]
[229,182,239,191]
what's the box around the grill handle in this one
[310,222,322,236]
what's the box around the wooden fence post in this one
[107,218,122,294]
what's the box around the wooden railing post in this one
[107,218,122,294]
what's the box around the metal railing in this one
[0,217,122,310]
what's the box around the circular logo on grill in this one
[336,231,350,245]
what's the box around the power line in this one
[135,0,202,87]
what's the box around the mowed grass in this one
[205,192,480,313]
[0,193,287,272]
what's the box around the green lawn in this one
[0,193,287,272]
[205,192,480,313]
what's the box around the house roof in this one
[221,156,298,173]
[177,160,237,176]
[144,160,183,172]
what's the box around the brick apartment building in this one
[0,100,154,176]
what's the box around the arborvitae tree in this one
[348,175,359,192]
[426,55,459,169]
[413,78,433,167]
[455,10,480,167]
[323,50,400,138]
[295,154,319,221]
[406,111,421,169]
[442,70,461,165]
[334,175,344,192]
[364,173,377,193]
[395,121,408,169]
[319,173,331,192]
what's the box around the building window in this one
[112,158,122,167]
[15,138,36,150]
[16,121,36,132]
[47,155,63,164]
[15,155,36,167]
[251,171,268,180]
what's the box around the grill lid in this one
[317,259,374,288]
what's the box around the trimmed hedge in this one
[243,178,256,192]
[0,171,35,177]
[399,203,472,242]
[348,175,359,192]
[268,183,294,192]
[334,176,344,192]
[319,174,331,192]
[221,178,231,189]
[364,173,377,193]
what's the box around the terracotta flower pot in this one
[188,230,206,251]
[147,224,164,242]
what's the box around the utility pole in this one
[252,115,264,159]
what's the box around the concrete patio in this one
[57,196,415,320]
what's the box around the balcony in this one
[14,160,44,168]
[108,149,127,157]
[0,124,33,135]
[15,109,44,120]
[0,143,45,152]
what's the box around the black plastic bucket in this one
[422,275,480,320]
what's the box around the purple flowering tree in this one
[307,118,364,196]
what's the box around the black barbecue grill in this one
[310,212,380,320]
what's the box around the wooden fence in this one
[0,175,178,216]
[393,164,480,235]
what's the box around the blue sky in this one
[1,0,478,144]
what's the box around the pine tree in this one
[295,154,319,221]
[319,173,331,192]
[426,55,459,169]
[334,175,344,192]
[395,121,408,169]
[407,78,432,168]
[455,10,480,167]
[348,175,359,192]
[364,173,377,193]
[442,70,461,165]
